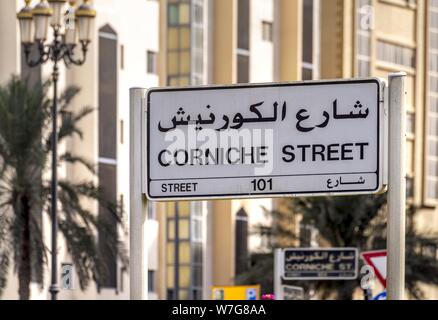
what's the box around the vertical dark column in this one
[237,0,250,83]
[21,45,43,285]
[98,25,118,288]
[235,208,248,276]
[302,0,314,80]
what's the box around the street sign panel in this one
[146,79,385,200]
[282,248,358,280]
[282,285,304,300]
[361,250,387,287]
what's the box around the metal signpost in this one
[387,73,407,300]
[274,249,283,300]
[130,73,407,300]
[130,88,149,300]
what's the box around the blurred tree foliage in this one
[237,194,438,299]
[0,77,127,299]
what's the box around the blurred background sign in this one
[282,248,358,280]
[372,291,387,300]
[282,285,304,300]
[211,285,260,300]
[361,250,387,288]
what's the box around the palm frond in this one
[0,213,11,295]
[58,86,80,112]
[59,152,96,175]
[0,76,128,298]
[57,217,101,290]
[56,106,94,143]
[238,192,438,299]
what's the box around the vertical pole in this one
[130,88,148,300]
[387,72,407,300]
[273,249,282,300]
[363,288,372,300]
[174,202,180,300]
[49,62,59,301]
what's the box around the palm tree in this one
[237,194,438,299]
[0,76,127,299]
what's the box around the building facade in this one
[320,0,438,299]
[0,0,437,300]
[0,0,159,299]
[155,0,438,300]
[154,0,318,301]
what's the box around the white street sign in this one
[282,285,304,300]
[146,79,385,200]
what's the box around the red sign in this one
[361,250,387,288]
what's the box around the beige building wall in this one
[0,1,21,85]
[211,200,234,285]
[320,0,352,79]
[1,0,159,300]
[213,0,236,84]
[350,0,438,299]
[279,0,302,81]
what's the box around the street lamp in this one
[17,0,96,300]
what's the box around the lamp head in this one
[64,0,77,45]
[17,0,34,44]
[47,0,67,27]
[32,1,53,41]
[75,0,96,43]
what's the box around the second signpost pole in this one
[387,72,407,300]
[130,88,149,300]
[274,249,282,300]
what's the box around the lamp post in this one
[16,0,96,300]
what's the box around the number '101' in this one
[251,178,272,192]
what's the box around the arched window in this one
[237,0,250,83]
[98,24,118,288]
